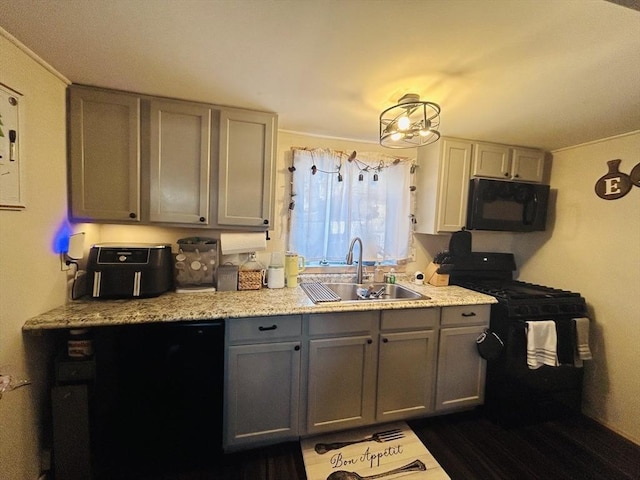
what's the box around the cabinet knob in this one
[294,345,300,351]
[513,174,519,178]
[199,217,206,222]
[503,172,509,177]
[367,338,373,345]
[129,212,137,219]
[263,219,269,225]
[382,338,388,343]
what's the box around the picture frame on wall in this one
[0,82,25,210]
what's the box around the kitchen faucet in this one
[346,237,364,284]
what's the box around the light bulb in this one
[397,116,411,131]
[419,129,431,137]
[391,132,403,141]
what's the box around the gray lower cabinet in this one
[224,316,302,449]
[376,309,438,422]
[435,305,490,411]
[305,311,378,435]
[224,304,491,449]
[69,86,141,222]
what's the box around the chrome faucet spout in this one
[346,237,364,284]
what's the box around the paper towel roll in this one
[220,232,267,255]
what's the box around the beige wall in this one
[0,31,69,480]
[511,132,640,443]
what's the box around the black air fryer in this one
[87,243,173,298]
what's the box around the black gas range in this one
[446,252,587,425]
[455,279,587,319]
[447,252,586,320]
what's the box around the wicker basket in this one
[238,269,263,290]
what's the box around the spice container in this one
[67,329,93,359]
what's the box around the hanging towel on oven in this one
[525,320,558,369]
[573,317,593,367]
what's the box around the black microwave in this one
[466,178,550,232]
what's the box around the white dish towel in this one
[573,317,593,367]
[526,320,559,369]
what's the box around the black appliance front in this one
[483,301,586,426]
[466,178,550,232]
[92,321,224,478]
[449,253,587,425]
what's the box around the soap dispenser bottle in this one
[374,262,384,282]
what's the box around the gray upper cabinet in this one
[68,85,276,229]
[149,100,212,225]
[69,87,141,222]
[218,108,276,227]
[472,142,545,183]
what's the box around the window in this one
[288,148,414,266]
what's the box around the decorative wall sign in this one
[630,162,640,188]
[0,83,24,209]
[594,158,639,200]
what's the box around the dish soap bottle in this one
[388,268,396,284]
[374,262,384,283]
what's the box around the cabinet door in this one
[225,341,300,448]
[472,142,511,179]
[149,100,211,224]
[435,325,487,412]
[69,87,140,222]
[307,335,376,434]
[218,109,276,227]
[435,138,473,232]
[511,147,545,182]
[377,330,436,422]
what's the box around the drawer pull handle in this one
[258,325,278,331]
[462,312,477,317]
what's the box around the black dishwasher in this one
[92,321,224,478]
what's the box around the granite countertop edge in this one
[23,279,497,331]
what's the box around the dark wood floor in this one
[101,410,640,480]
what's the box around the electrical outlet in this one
[60,253,71,271]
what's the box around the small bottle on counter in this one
[386,268,396,284]
[374,263,384,283]
[67,328,93,359]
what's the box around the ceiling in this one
[1,0,639,151]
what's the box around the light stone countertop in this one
[23,277,496,331]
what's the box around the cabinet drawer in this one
[56,360,95,383]
[228,315,302,343]
[441,304,490,326]
[380,308,439,331]
[308,311,377,336]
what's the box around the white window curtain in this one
[288,148,413,264]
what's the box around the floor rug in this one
[301,421,450,480]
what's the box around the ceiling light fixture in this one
[379,93,441,149]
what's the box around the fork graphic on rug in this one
[314,428,405,455]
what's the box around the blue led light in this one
[52,220,73,254]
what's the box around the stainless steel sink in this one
[301,282,428,303]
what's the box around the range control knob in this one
[514,305,529,316]
[119,255,127,262]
